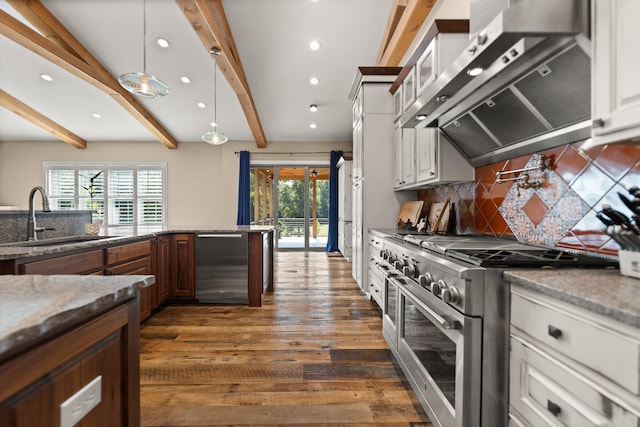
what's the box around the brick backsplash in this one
[417,141,640,256]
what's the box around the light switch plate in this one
[60,375,102,427]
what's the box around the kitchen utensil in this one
[618,192,640,215]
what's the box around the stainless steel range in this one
[374,233,617,427]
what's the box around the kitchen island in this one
[0,225,275,309]
[0,274,154,426]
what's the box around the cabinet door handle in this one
[548,325,562,339]
[547,400,562,417]
[592,118,605,128]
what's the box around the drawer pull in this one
[547,325,562,339]
[547,399,562,417]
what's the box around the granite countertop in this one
[504,269,640,328]
[0,225,275,260]
[0,274,155,360]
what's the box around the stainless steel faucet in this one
[27,186,52,241]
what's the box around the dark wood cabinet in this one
[105,240,154,321]
[248,230,274,307]
[0,300,140,427]
[153,236,171,305]
[10,250,103,275]
[171,234,195,299]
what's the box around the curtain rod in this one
[234,151,352,155]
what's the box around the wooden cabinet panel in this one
[106,240,154,322]
[106,240,151,266]
[248,231,274,307]
[0,301,140,427]
[171,234,195,298]
[18,250,103,275]
[154,236,171,305]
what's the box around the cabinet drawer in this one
[510,335,638,427]
[20,250,103,275]
[511,292,640,394]
[106,240,151,266]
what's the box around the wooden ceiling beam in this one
[3,1,178,149]
[178,0,267,148]
[0,90,86,149]
[375,0,436,66]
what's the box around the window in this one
[45,162,167,235]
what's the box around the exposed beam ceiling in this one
[0,89,86,148]
[177,0,267,148]
[1,1,178,149]
[375,0,436,66]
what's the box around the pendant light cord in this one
[142,0,147,74]
[213,57,217,128]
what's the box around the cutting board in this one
[427,199,451,233]
[397,201,424,227]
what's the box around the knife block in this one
[618,250,640,279]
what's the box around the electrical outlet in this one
[60,375,102,427]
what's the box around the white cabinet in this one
[509,286,640,427]
[349,69,412,294]
[592,0,640,146]
[337,158,352,261]
[393,126,416,190]
[394,127,474,190]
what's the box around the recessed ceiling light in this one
[309,40,321,51]
[180,76,191,84]
[416,114,427,121]
[467,67,484,77]
[197,102,206,108]
[309,104,318,112]
[40,74,53,82]
[92,113,101,119]
[157,38,170,48]
[310,123,317,129]
[309,77,319,85]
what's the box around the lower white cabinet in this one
[394,127,474,190]
[509,286,640,427]
[338,220,352,261]
[367,231,385,308]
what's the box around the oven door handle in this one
[389,275,460,331]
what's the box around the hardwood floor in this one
[140,251,431,426]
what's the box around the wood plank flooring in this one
[139,251,431,426]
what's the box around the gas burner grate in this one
[445,248,619,268]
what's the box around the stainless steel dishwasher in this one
[195,233,248,304]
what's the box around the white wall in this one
[0,140,351,225]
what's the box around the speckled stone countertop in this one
[504,269,640,328]
[0,274,155,360]
[0,225,275,260]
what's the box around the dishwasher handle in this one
[197,234,244,238]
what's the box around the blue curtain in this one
[236,151,251,225]
[325,150,343,252]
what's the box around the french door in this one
[250,165,329,250]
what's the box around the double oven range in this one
[373,233,617,427]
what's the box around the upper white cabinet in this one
[592,0,640,145]
[415,33,467,97]
[394,127,474,190]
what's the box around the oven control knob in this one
[418,273,434,289]
[431,279,448,296]
[402,264,417,278]
[441,286,460,304]
[394,259,407,270]
[380,249,389,259]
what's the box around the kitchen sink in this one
[0,235,114,247]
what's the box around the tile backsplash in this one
[418,141,640,256]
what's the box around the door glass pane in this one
[308,168,329,249]
[250,168,274,226]
[277,167,305,249]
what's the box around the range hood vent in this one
[401,0,591,167]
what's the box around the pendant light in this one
[118,0,169,98]
[202,48,228,145]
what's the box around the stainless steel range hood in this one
[401,0,591,167]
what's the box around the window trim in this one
[44,161,167,234]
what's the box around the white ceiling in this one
[0,0,394,147]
